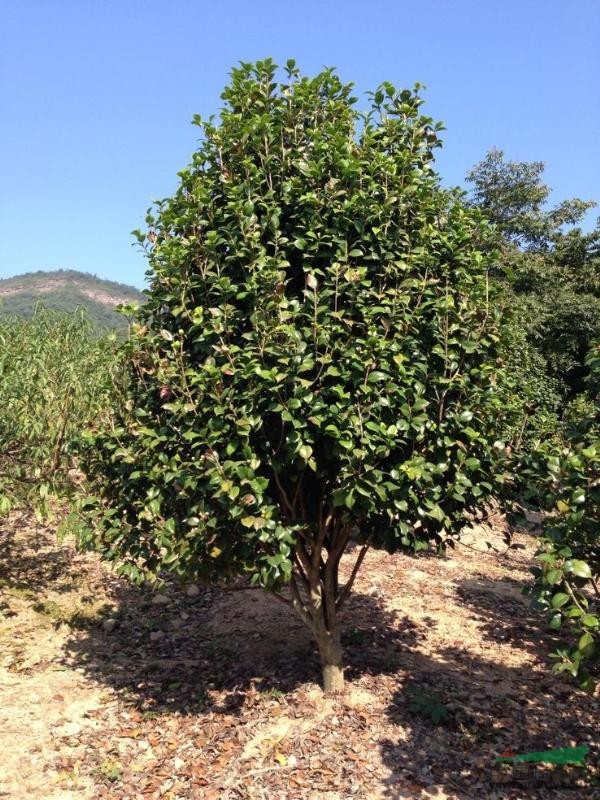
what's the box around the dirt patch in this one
[1,511,598,799]
[0,514,114,798]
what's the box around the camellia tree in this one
[78,59,509,692]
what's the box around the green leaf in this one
[549,614,562,630]
[546,569,563,585]
[299,444,313,461]
[564,560,592,579]
[578,632,595,656]
[426,503,445,522]
[551,592,569,609]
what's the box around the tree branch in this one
[336,540,371,611]
[272,470,294,519]
[313,493,332,571]
[289,573,313,629]
[293,550,312,595]
[564,579,588,616]
[292,470,305,513]
[320,524,350,630]
[327,525,350,571]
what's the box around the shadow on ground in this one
[0,512,79,594]
[455,574,565,659]
[61,560,599,797]
[379,643,599,798]
[378,571,599,799]
[61,574,426,716]
[3,514,598,798]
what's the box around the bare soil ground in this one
[0,510,598,799]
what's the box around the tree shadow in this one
[62,575,426,717]
[454,572,600,687]
[379,641,599,798]
[7,514,597,798]
[0,512,81,594]
[454,574,564,658]
[377,569,599,798]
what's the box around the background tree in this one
[78,60,508,693]
[466,148,596,251]
[471,150,600,692]
[467,150,600,447]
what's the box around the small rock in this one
[103,618,118,633]
[54,721,83,737]
[151,593,170,606]
[150,630,164,642]
[186,584,200,597]
[287,755,297,768]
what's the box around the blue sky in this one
[1,0,599,289]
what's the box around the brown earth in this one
[0,510,598,799]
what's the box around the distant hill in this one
[0,270,145,331]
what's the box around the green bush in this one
[496,316,562,449]
[524,343,599,691]
[77,59,510,692]
[0,307,119,515]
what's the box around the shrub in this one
[525,343,599,691]
[77,59,509,692]
[0,307,118,515]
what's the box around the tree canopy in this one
[78,60,510,692]
[466,148,596,250]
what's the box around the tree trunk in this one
[287,526,357,694]
[311,561,344,693]
[287,559,346,692]
[314,620,344,693]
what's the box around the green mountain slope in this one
[0,270,145,331]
